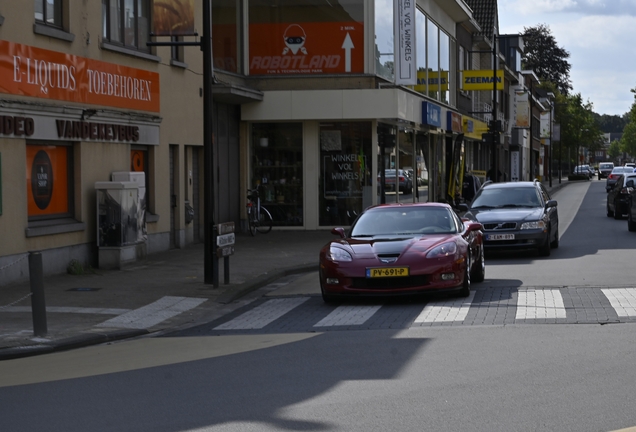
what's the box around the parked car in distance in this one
[607,166,636,191]
[625,163,636,169]
[378,169,413,193]
[573,165,594,179]
[598,162,615,179]
[460,180,559,257]
[319,203,485,302]
[607,173,636,219]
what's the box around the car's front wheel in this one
[628,211,636,232]
[471,246,485,283]
[538,230,551,257]
[456,257,471,297]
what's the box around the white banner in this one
[540,111,551,139]
[514,91,530,128]
[394,0,416,85]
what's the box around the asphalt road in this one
[2,180,636,432]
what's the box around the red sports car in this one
[319,203,485,302]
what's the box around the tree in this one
[522,24,572,95]
[608,140,621,160]
[619,88,636,156]
[594,113,628,133]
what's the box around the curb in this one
[215,264,318,304]
[0,328,149,361]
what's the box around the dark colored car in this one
[606,166,635,192]
[607,172,636,219]
[319,203,485,302]
[627,178,636,231]
[598,162,614,179]
[460,180,559,257]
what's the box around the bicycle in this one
[246,188,273,236]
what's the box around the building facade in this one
[1,0,530,286]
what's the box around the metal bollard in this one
[28,251,48,337]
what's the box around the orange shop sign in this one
[0,40,160,112]
[249,22,363,75]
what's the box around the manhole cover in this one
[66,287,101,292]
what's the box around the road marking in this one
[413,292,476,323]
[214,297,309,330]
[601,288,636,317]
[313,305,381,327]
[516,288,566,319]
[2,306,130,315]
[96,296,207,329]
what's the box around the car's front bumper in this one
[482,229,547,251]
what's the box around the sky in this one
[498,0,636,116]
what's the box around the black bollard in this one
[28,251,48,337]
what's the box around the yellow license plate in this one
[366,267,409,278]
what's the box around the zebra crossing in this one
[209,287,636,332]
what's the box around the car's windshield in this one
[351,207,457,236]
[471,187,541,208]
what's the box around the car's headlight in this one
[328,245,353,262]
[426,242,457,258]
[520,220,546,230]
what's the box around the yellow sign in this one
[413,71,449,92]
[461,70,503,91]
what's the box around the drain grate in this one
[66,287,101,292]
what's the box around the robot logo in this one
[282,24,308,55]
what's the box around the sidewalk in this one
[0,177,567,361]
[0,230,335,360]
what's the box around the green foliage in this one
[619,88,636,156]
[66,259,95,275]
[608,140,621,159]
[522,24,572,95]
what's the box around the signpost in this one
[216,222,234,284]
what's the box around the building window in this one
[319,122,372,226]
[26,143,73,220]
[251,123,303,227]
[171,36,184,64]
[102,0,150,52]
[35,0,63,28]
[213,0,241,73]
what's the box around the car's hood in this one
[466,207,544,222]
[341,235,453,257]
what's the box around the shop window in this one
[170,36,186,66]
[102,0,150,53]
[248,0,364,76]
[319,122,372,226]
[26,143,73,220]
[251,123,303,227]
[35,0,62,28]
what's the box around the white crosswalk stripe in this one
[314,305,381,327]
[215,298,309,330]
[96,296,207,329]
[601,288,636,317]
[413,292,476,323]
[516,288,566,319]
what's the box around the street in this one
[2,180,636,432]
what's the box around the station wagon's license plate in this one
[487,234,515,241]
[366,267,409,278]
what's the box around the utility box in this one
[95,181,146,269]
[111,171,147,242]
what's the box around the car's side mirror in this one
[331,227,346,238]
[628,180,634,188]
[465,221,483,233]
[546,200,557,208]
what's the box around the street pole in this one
[202,0,218,286]
[492,36,499,183]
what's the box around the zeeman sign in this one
[461,70,503,91]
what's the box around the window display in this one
[251,123,303,226]
[319,122,372,226]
